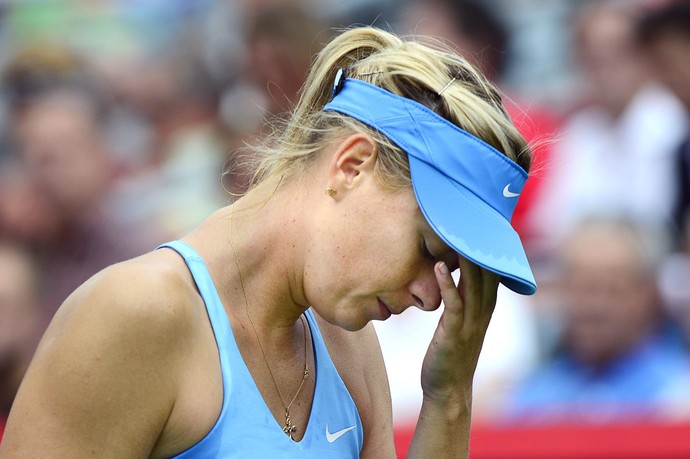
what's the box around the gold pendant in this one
[283,409,297,439]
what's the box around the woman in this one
[0,27,535,458]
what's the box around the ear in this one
[326,133,378,196]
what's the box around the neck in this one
[186,175,313,335]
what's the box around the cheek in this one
[303,222,421,308]
[303,185,427,319]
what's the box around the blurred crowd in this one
[2,0,690,439]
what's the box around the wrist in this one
[421,387,473,423]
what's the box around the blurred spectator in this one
[641,1,690,375]
[1,44,87,113]
[245,4,329,116]
[658,252,690,353]
[398,0,509,82]
[639,1,690,247]
[531,0,687,250]
[503,217,690,424]
[103,47,230,237]
[219,4,330,194]
[0,160,61,249]
[0,242,40,431]
[20,0,239,237]
[0,44,88,162]
[5,84,155,323]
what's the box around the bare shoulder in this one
[41,251,203,358]
[313,314,396,458]
[60,251,201,332]
[1,250,205,458]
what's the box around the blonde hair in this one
[249,26,531,190]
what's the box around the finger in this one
[477,268,499,330]
[480,268,500,311]
[435,261,465,328]
[457,255,483,324]
[435,261,460,310]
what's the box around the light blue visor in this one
[324,77,536,295]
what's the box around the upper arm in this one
[320,318,397,459]
[0,261,194,458]
[356,323,397,459]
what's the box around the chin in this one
[340,322,368,332]
[315,305,370,332]
[333,314,370,332]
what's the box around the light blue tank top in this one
[158,241,364,458]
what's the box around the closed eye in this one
[443,254,460,272]
[421,234,460,272]
[420,239,435,260]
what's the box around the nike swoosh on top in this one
[326,424,356,443]
[502,184,520,198]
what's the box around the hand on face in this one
[420,255,499,403]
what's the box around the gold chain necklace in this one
[229,218,309,440]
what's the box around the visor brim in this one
[410,156,537,295]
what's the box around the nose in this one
[407,267,442,311]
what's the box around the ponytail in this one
[247,26,530,191]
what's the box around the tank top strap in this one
[156,241,233,344]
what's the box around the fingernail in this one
[438,262,449,275]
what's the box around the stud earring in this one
[325,188,337,198]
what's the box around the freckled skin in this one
[303,180,452,330]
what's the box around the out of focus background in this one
[1,0,690,457]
